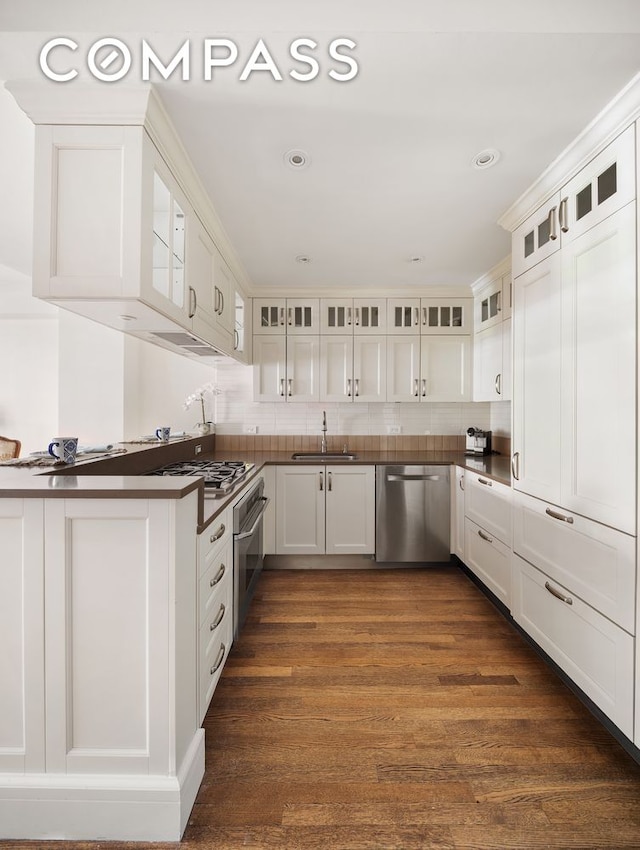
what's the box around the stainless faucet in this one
[321,410,327,453]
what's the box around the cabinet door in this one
[354,299,386,334]
[321,299,353,334]
[386,336,420,402]
[512,193,561,277]
[421,298,471,335]
[420,336,471,402]
[253,299,286,334]
[560,124,635,246]
[513,554,634,739]
[464,470,512,546]
[0,500,45,774]
[451,467,465,559]
[474,279,504,332]
[387,299,420,334]
[232,284,249,363]
[473,324,502,402]
[275,466,325,555]
[501,317,512,401]
[253,335,286,402]
[188,218,217,342]
[325,466,375,555]
[512,253,562,503]
[286,299,320,334]
[464,518,511,608]
[212,246,234,337]
[560,202,636,534]
[286,335,320,401]
[353,336,387,402]
[320,336,353,402]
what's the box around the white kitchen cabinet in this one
[320,298,386,334]
[420,336,471,402]
[464,470,512,546]
[464,518,511,607]
[451,466,465,560]
[188,217,234,354]
[387,299,421,334]
[512,490,636,635]
[512,193,562,277]
[512,251,563,504]
[474,275,505,331]
[320,335,386,403]
[232,283,250,363]
[386,335,470,403]
[420,298,472,334]
[212,244,235,338]
[0,500,44,774]
[473,319,511,402]
[275,465,375,556]
[197,509,233,724]
[253,298,319,335]
[512,553,634,739]
[252,335,320,402]
[559,201,636,534]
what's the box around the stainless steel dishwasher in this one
[375,465,450,562]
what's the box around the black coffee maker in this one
[465,427,492,456]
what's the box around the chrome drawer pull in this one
[210,603,226,631]
[478,477,493,487]
[210,644,226,675]
[478,529,493,544]
[559,196,569,233]
[511,452,520,480]
[548,205,558,241]
[210,563,226,587]
[459,476,464,491]
[545,581,573,605]
[210,523,225,543]
[545,507,574,524]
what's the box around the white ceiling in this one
[2,1,640,291]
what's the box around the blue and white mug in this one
[48,436,78,464]
[155,426,171,442]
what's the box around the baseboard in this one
[0,730,205,841]
[264,554,456,570]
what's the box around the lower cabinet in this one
[464,517,511,606]
[450,466,465,560]
[197,508,233,724]
[275,465,375,556]
[512,553,634,739]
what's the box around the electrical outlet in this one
[424,430,431,435]
[244,426,258,435]
[194,444,202,455]
[387,425,401,435]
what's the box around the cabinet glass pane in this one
[260,305,280,328]
[441,306,451,327]
[452,306,463,327]
[428,306,439,327]
[171,201,185,308]
[524,231,535,258]
[360,306,369,327]
[404,307,412,327]
[152,173,171,298]
[489,292,500,319]
[597,163,617,205]
[538,217,550,247]
[394,307,402,327]
[327,306,336,327]
[481,298,489,323]
[576,184,592,220]
[304,306,312,327]
[235,291,244,353]
[337,306,345,327]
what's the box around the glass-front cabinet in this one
[152,172,186,313]
[253,299,319,335]
[321,299,386,334]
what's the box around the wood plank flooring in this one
[4,565,640,849]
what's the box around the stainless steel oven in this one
[233,477,269,637]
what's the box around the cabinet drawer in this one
[513,491,636,634]
[464,470,512,545]
[512,554,634,738]
[199,574,233,660]
[198,508,231,578]
[199,613,233,722]
[464,518,511,608]
[198,539,232,626]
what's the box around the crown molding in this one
[470,254,511,295]
[250,285,474,299]
[498,71,640,233]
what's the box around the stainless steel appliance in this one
[375,465,450,562]
[465,427,492,456]
[147,459,254,497]
[233,477,269,637]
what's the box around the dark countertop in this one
[0,437,511,533]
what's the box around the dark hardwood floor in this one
[4,566,640,849]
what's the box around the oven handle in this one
[234,497,270,541]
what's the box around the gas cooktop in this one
[146,460,254,496]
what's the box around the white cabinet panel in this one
[451,466,465,559]
[320,335,353,402]
[513,490,636,634]
[512,252,562,503]
[276,466,325,555]
[420,336,471,402]
[473,323,503,402]
[386,336,420,402]
[353,336,386,402]
[253,335,286,402]
[560,202,636,534]
[512,193,562,277]
[287,335,320,401]
[464,518,511,607]
[512,554,634,739]
[325,466,375,555]
[464,471,512,546]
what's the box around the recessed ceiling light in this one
[284,149,310,169]
[409,255,424,264]
[472,148,501,170]
[295,255,312,264]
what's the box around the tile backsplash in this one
[214,359,511,440]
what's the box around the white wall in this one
[212,358,508,436]
[0,85,34,277]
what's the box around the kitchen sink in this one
[291,452,358,461]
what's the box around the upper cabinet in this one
[253,299,319,335]
[18,84,251,365]
[320,299,386,335]
[472,259,512,402]
[387,298,472,335]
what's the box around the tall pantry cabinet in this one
[502,113,639,743]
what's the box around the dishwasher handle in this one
[386,473,443,482]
